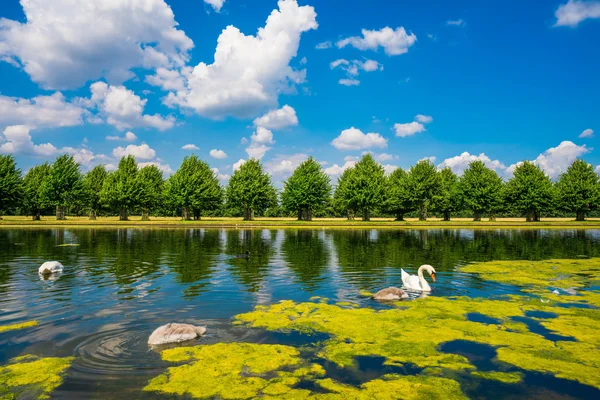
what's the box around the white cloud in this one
[579,128,594,138]
[211,167,230,180]
[204,0,225,12]
[530,141,589,179]
[447,19,464,26]
[139,161,174,175]
[253,105,299,129]
[336,26,417,56]
[331,127,387,150]
[210,149,228,159]
[330,58,383,85]
[233,159,246,171]
[157,0,317,119]
[112,144,157,160]
[0,0,193,89]
[415,114,433,124]
[264,153,308,177]
[316,41,332,49]
[382,164,399,174]
[339,79,360,86]
[0,125,57,156]
[182,144,200,150]
[554,0,600,27]
[324,160,356,176]
[0,92,85,129]
[84,82,174,131]
[106,131,137,142]
[596,165,600,174]
[438,152,508,176]
[419,156,437,163]
[363,152,398,162]
[393,121,426,137]
[246,126,274,159]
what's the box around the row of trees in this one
[1,153,599,221]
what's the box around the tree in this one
[383,168,412,221]
[23,162,51,220]
[458,160,504,221]
[226,159,276,220]
[555,159,600,221]
[100,156,141,220]
[0,155,22,219]
[83,165,108,220]
[281,157,331,221]
[137,164,164,220]
[333,168,356,220]
[166,156,222,220]
[433,167,460,221]
[504,161,554,222]
[40,154,84,220]
[345,154,385,221]
[406,160,441,221]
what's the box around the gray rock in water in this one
[148,323,207,346]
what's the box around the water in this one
[1,228,599,399]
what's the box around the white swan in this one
[401,264,436,292]
[38,261,64,275]
[148,323,207,346]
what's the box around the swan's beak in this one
[431,272,436,282]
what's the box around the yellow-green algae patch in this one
[0,320,38,333]
[235,294,600,389]
[460,258,600,290]
[471,371,523,384]
[0,355,73,399]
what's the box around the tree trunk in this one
[395,212,404,221]
[297,208,304,221]
[243,207,254,221]
[526,210,535,222]
[576,210,585,221]
[473,211,482,222]
[534,210,541,222]
[304,208,313,221]
[443,211,450,222]
[56,206,66,220]
[419,205,427,221]
[347,209,355,221]
[362,207,370,221]
[182,207,192,221]
[193,209,201,220]
[119,208,128,221]
[89,210,96,220]
[141,210,149,221]
[488,212,496,222]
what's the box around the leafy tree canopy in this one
[504,161,554,220]
[458,160,503,219]
[23,162,51,216]
[0,155,22,216]
[83,165,108,214]
[40,154,84,209]
[433,167,460,220]
[281,156,331,220]
[137,164,164,215]
[555,159,600,221]
[100,155,141,213]
[346,154,385,220]
[383,167,412,220]
[226,159,276,220]
[406,160,441,219]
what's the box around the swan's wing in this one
[405,275,423,290]
[401,269,411,287]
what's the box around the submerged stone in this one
[0,355,73,399]
[0,320,38,333]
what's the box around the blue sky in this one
[0,0,599,183]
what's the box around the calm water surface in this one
[1,228,599,399]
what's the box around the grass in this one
[1,216,600,229]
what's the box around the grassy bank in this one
[1,216,600,229]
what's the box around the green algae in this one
[0,320,38,333]
[471,371,523,384]
[358,290,374,298]
[0,355,73,399]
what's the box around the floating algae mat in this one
[0,355,73,399]
[0,320,38,333]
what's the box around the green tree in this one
[383,168,412,221]
[100,156,141,220]
[458,160,504,221]
[281,157,331,221]
[333,168,356,220]
[40,154,84,220]
[504,161,554,222]
[346,154,385,221]
[226,159,276,220]
[555,159,600,221]
[166,155,222,220]
[23,162,51,220]
[0,155,22,219]
[83,165,108,220]
[433,167,460,221]
[136,164,164,220]
[406,160,441,221]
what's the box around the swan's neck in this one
[417,266,431,291]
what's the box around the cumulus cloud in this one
[382,164,399,174]
[0,0,193,89]
[419,156,437,163]
[0,125,58,156]
[316,41,332,49]
[233,159,246,171]
[438,152,508,176]
[204,0,225,12]
[106,131,137,142]
[253,105,299,129]
[139,161,174,175]
[579,128,594,138]
[246,126,274,159]
[264,153,308,177]
[530,141,589,179]
[330,58,383,86]
[156,0,317,119]
[554,0,600,27]
[331,127,387,150]
[112,144,157,160]
[182,144,200,150]
[336,26,417,56]
[210,149,228,159]
[446,19,464,26]
[393,114,433,137]
[363,152,398,162]
[84,82,174,131]
[415,114,433,124]
[324,160,356,176]
[339,79,360,86]
[0,92,86,129]
[211,167,230,180]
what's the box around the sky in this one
[0,0,599,184]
